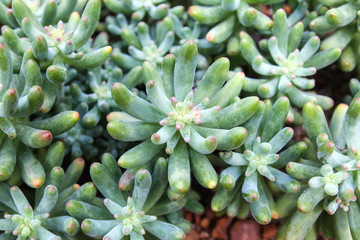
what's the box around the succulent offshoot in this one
[81,162,187,239]
[308,164,348,196]
[213,97,301,225]
[109,41,256,192]
[108,197,156,236]
[0,184,81,239]
[239,9,339,110]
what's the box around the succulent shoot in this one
[69,155,187,240]
[240,9,340,110]
[213,97,303,225]
[108,40,259,193]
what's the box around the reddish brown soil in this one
[185,208,279,240]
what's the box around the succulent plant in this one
[1,0,359,238]
[65,155,187,239]
[0,151,93,239]
[0,184,80,239]
[0,43,79,188]
[1,0,111,89]
[212,97,304,224]
[70,64,122,126]
[105,13,137,46]
[169,13,224,56]
[277,97,360,239]
[107,40,260,194]
[0,43,79,145]
[240,9,340,110]
[110,17,174,71]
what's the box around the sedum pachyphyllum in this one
[240,9,340,110]
[0,184,79,240]
[107,39,260,194]
[110,17,175,71]
[278,97,360,240]
[70,63,125,128]
[1,0,111,91]
[63,60,142,158]
[169,13,225,57]
[106,13,138,46]
[0,152,94,240]
[1,0,359,238]
[212,97,303,224]
[66,155,187,240]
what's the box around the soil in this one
[185,210,279,240]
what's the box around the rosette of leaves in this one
[102,0,182,21]
[114,154,205,224]
[212,97,303,224]
[0,43,79,144]
[240,9,340,110]
[279,98,360,239]
[110,18,175,71]
[61,59,144,159]
[70,60,144,125]
[0,0,88,28]
[107,40,260,194]
[0,153,95,240]
[1,0,111,89]
[66,155,187,239]
[168,14,224,74]
[169,13,225,56]
[0,184,79,239]
[188,0,275,45]
[318,0,360,74]
[105,13,138,48]
[70,66,121,127]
